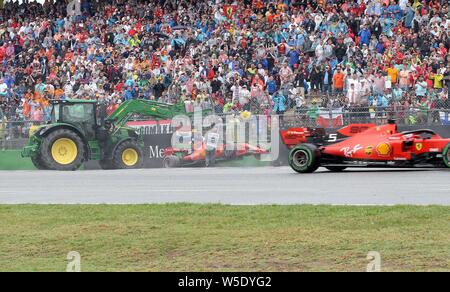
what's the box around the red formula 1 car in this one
[163,143,268,168]
[281,121,450,173]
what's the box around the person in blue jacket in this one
[266,76,278,96]
[358,25,371,46]
[272,91,286,122]
[287,48,300,69]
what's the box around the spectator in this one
[333,66,345,94]
[0,0,447,126]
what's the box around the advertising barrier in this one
[128,120,173,168]
[0,150,36,170]
[1,109,449,170]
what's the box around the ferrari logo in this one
[416,143,423,151]
[365,146,374,156]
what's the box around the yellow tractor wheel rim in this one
[122,148,139,167]
[51,138,78,165]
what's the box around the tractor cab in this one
[51,100,99,140]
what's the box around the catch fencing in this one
[1,108,449,150]
[281,108,450,129]
[0,121,44,150]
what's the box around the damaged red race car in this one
[281,120,450,173]
[163,143,268,168]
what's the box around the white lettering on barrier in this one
[149,145,165,159]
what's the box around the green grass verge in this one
[0,205,449,272]
[0,150,36,170]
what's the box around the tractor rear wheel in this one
[289,144,320,173]
[39,129,85,171]
[443,144,450,168]
[113,141,144,169]
[163,155,181,168]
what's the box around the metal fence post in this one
[328,107,333,128]
[0,118,5,151]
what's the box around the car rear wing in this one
[280,128,327,148]
[281,124,377,148]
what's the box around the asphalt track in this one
[0,167,449,205]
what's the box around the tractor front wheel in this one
[113,141,144,169]
[288,144,320,174]
[39,129,85,171]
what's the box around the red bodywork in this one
[322,124,450,162]
[164,143,268,163]
[283,123,450,165]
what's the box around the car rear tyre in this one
[40,129,85,171]
[443,144,450,168]
[113,141,144,169]
[163,155,181,168]
[289,144,320,173]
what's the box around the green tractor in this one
[22,99,200,171]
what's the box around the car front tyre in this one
[443,144,450,168]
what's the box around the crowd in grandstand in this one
[0,0,449,126]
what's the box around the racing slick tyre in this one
[31,155,49,170]
[289,143,321,174]
[163,155,181,168]
[443,144,450,168]
[39,129,85,171]
[325,166,347,172]
[113,141,144,170]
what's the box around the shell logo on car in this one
[376,143,392,156]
